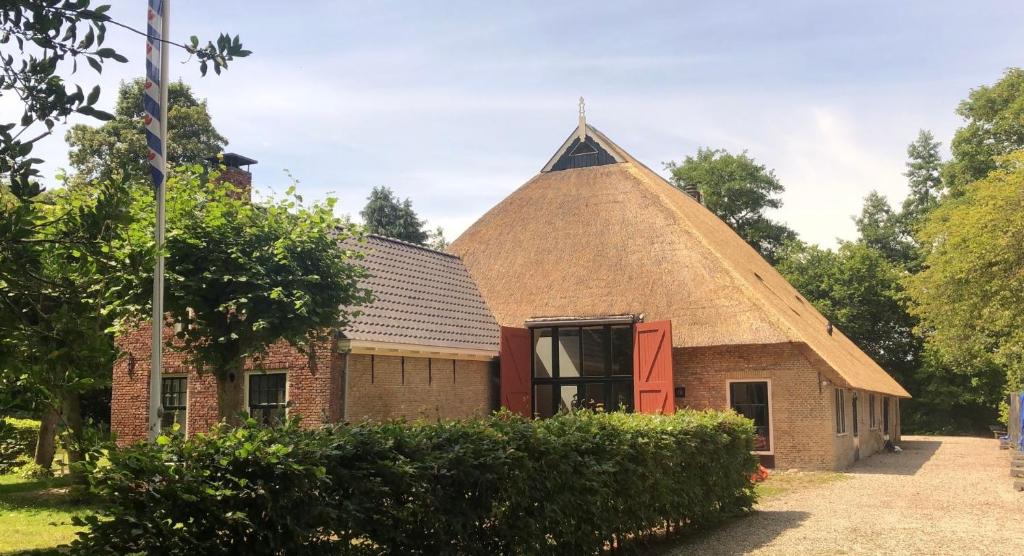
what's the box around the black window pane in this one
[610,381,634,412]
[609,326,633,375]
[534,384,554,418]
[581,327,607,376]
[580,382,605,411]
[730,381,770,452]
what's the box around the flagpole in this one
[147,0,170,442]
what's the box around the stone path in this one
[664,436,1024,555]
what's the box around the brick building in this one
[450,116,909,470]
[111,162,501,444]
[113,118,909,470]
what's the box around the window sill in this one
[836,432,849,437]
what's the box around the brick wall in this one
[343,354,496,421]
[674,341,903,470]
[674,342,838,470]
[111,323,339,445]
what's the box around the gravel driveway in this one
[664,436,1024,555]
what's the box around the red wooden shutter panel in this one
[633,320,675,414]
[499,326,532,417]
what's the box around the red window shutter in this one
[499,326,532,417]
[633,320,675,414]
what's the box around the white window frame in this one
[160,373,188,435]
[244,370,289,422]
[835,387,847,436]
[726,379,774,456]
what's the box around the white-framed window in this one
[727,380,773,454]
[245,370,288,426]
[869,393,877,429]
[835,387,847,435]
[161,375,188,432]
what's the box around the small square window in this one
[248,373,287,426]
[160,376,187,432]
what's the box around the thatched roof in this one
[450,124,910,398]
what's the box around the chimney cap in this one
[207,152,258,169]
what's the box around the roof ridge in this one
[365,234,460,259]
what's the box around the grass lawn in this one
[755,469,849,499]
[0,474,95,555]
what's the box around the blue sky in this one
[7,1,1024,246]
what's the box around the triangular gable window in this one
[547,135,617,172]
[569,141,598,156]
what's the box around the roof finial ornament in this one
[577,96,586,142]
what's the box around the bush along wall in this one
[71,410,759,555]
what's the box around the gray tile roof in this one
[339,235,500,352]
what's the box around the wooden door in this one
[499,326,532,417]
[633,321,675,414]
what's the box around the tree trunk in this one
[216,365,245,425]
[61,391,84,464]
[33,406,59,470]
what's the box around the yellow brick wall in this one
[674,343,836,470]
[343,354,496,421]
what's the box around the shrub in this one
[72,410,758,555]
[0,417,40,473]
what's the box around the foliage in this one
[0,0,248,204]
[776,240,921,388]
[111,167,371,418]
[943,68,1024,195]
[906,152,1024,410]
[854,192,916,268]
[65,79,228,184]
[360,185,430,245]
[666,148,796,263]
[0,417,40,472]
[72,410,758,555]
[901,130,945,230]
[0,0,248,465]
[0,179,134,467]
[427,225,448,251]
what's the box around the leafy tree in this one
[65,79,228,184]
[360,186,430,245]
[943,68,1024,195]
[666,148,796,263]
[905,152,1024,420]
[901,130,944,229]
[114,168,371,420]
[0,1,248,206]
[427,226,448,251]
[776,240,921,388]
[0,181,133,467]
[0,1,248,458]
[854,191,915,267]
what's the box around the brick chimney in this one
[681,182,702,204]
[207,152,257,201]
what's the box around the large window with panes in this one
[531,325,633,417]
[246,371,287,426]
[160,376,187,431]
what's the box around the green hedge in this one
[72,410,758,555]
[0,417,40,472]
